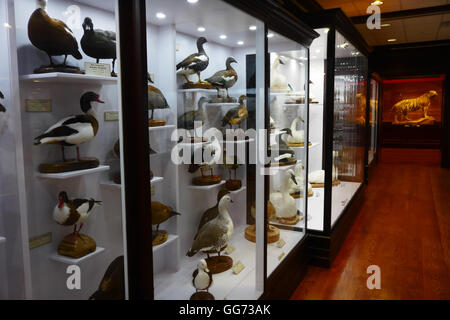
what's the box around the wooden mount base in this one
[287,142,313,147]
[192,175,222,186]
[225,179,242,191]
[152,230,168,246]
[148,119,166,127]
[290,189,314,199]
[310,180,340,188]
[209,96,237,103]
[245,224,280,243]
[190,291,215,300]
[34,65,83,74]
[271,213,303,226]
[39,158,99,174]
[182,82,212,89]
[58,233,96,259]
[205,255,233,274]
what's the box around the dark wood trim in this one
[351,4,450,25]
[364,69,371,184]
[289,0,323,13]
[442,76,450,168]
[118,0,153,300]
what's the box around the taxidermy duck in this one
[192,259,213,293]
[34,92,104,162]
[90,256,125,300]
[177,37,209,84]
[195,189,230,235]
[270,169,298,220]
[309,167,338,185]
[0,91,5,112]
[188,133,222,178]
[222,95,248,129]
[205,57,238,98]
[288,163,312,197]
[269,128,295,165]
[81,17,117,76]
[28,0,82,68]
[283,116,305,145]
[178,97,207,140]
[147,73,169,126]
[151,201,180,232]
[187,194,234,258]
[53,191,102,235]
[270,56,288,90]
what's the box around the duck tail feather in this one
[73,50,82,60]
[186,249,197,257]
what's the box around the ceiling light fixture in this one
[387,38,397,42]
[381,23,391,27]
[156,12,166,19]
[324,28,330,34]
[267,33,274,38]
[371,1,383,5]
[249,25,257,31]
[197,26,205,32]
[187,0,198,3]
[220,34,227,39]
[237,41,244,45]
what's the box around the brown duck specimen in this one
[222,95,248,129]
[147,73,170,125]
[206,57,238,99]
[151,202,180,231]
[90,256,125,300]
[195,189,230,236]
[28,0,82,67]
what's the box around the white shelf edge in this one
[101,176,164,190]
[206,102,240,107]
[0,236,5,244]
[229,186,247,194]
[187,180,226,190]
[50,247,105,264]
[149,125,176,132]
[223,138,255,144]
[36,165,110,179]
[178,88,216,93]
[153,234,178,253]
[289,142,321,150]
[20,73,117,84]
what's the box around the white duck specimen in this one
[53,191,102,235]
[283,116,305,145]
[288,163,312,196]
[34,92,104,162]
[309,167,339,184]
[270,169,298,219]
[187,195,234,258]
[192,259,213,293]
[188,133,222,178]
[270,56,288,90]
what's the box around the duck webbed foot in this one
[111,59,117,77]
[184,74,194,84]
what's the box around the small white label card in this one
[26,99,52,112]
[104,111,119,121]
[278,252,285,261]
[85,62,111,77]
[277,238,286,248]
[225,244,235,255]
[232,261,245,275]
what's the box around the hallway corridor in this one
[291,151,450,299]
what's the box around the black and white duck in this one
[206,57,238,99]
[28,0,82,68]
[81,17,117,76]
[0,91,5,112]
[177,37,209,84]
[34,92,104,162]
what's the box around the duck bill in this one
[96,98,105,104]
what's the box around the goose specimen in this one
[192,259,213,294]
[53,191,102,235]
[284,116,305,145]
[269,128,295,165]
[81,17,117,76]
[188,134,222,180]
[34,92,104,162]
[270,56,288,90]
[177,37,209,85]
[90,256,125,300]
[28,0,82,69]
[0,91,5,112]
[187,195,234,258]
[270,169,298,222]
[205,57,238,98]
[151,201,180,232]
[288,163,313,198]
[222,95,248,129]
[147,73,169,126]
[195,189,230,236]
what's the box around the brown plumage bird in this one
[195,189,230,236]
[206,57,238,98]
[89,256,125,300]
[28,1,82,67]
[151,202,180,232]
[222,95,248,129]
[147,74,170,121]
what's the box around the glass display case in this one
[368,76,380,166]
[302,9,370,267]
[0,0,318,300]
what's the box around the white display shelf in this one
[178,88,216,94]
[36,165,110,179]
[153,234,178,253]
[101,176,164,190]
[187,180,226,190]
[223,138,255,144]
[149,125,176,132]
[0,237,5,244]
[282,103,306,107]
[229,186,247,194]
[20,73,117,85]
[50,247,105,264]
[206,102,239,107]
[290,142,320,150]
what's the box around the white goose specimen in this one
[34,92,104,162]
[283,116,305,145]
[270,56,288,90]
[187,195,234,258]
[288,163,312,196]
[270,169,298,219]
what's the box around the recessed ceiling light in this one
[249,25,257,31]
[237,41,244,45]
[156,12,166,19]
[324,28,330,34]
[381,23,391,27]
[197,26,205,32]
[187,0,198,3]
[387,38,397,42]
[220,34,227,39]
[371,1,383,5]
[267,33,274,38]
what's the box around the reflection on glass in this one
[368,79,379,164]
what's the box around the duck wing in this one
[222,106,240,127]
[177,53,207,70]
[191,222,228,252]
[34,125,78,144]
[195,206,219,238]
[0,103,5,112]
[95,29,116,41]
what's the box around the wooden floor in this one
[291,149,450,299]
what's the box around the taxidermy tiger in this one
[391,90,437,123]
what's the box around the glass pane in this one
[331,31,366,227]
[268,30,308,276]
[11,0,127,299]
[308,28,328,231]
[368,78,378,164]
[147,0,264,300]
